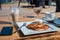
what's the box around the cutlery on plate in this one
[18,22,26,30]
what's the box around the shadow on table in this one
[15,39,26,40]
[0,21,12,24]
[23,16,37,18]
[21,6,34,8]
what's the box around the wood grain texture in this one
[0,3,60,40]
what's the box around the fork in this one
[18,22,26,30]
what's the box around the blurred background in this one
[0,0,56,17]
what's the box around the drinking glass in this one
[11,7,19,25]
[33,7,42,19]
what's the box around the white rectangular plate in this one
[16,22,60,35]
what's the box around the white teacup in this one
[44,12,55,21]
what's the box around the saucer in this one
[42,17,53,21]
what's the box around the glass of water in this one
[11,7,19,24]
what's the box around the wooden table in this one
[0,12,60,40]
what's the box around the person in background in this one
[48,0,52,7]
[55,0,60,12]
[39,0,45,8]
[0,0,2,10]
[35,0,45,8]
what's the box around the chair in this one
[18,0,21,7]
